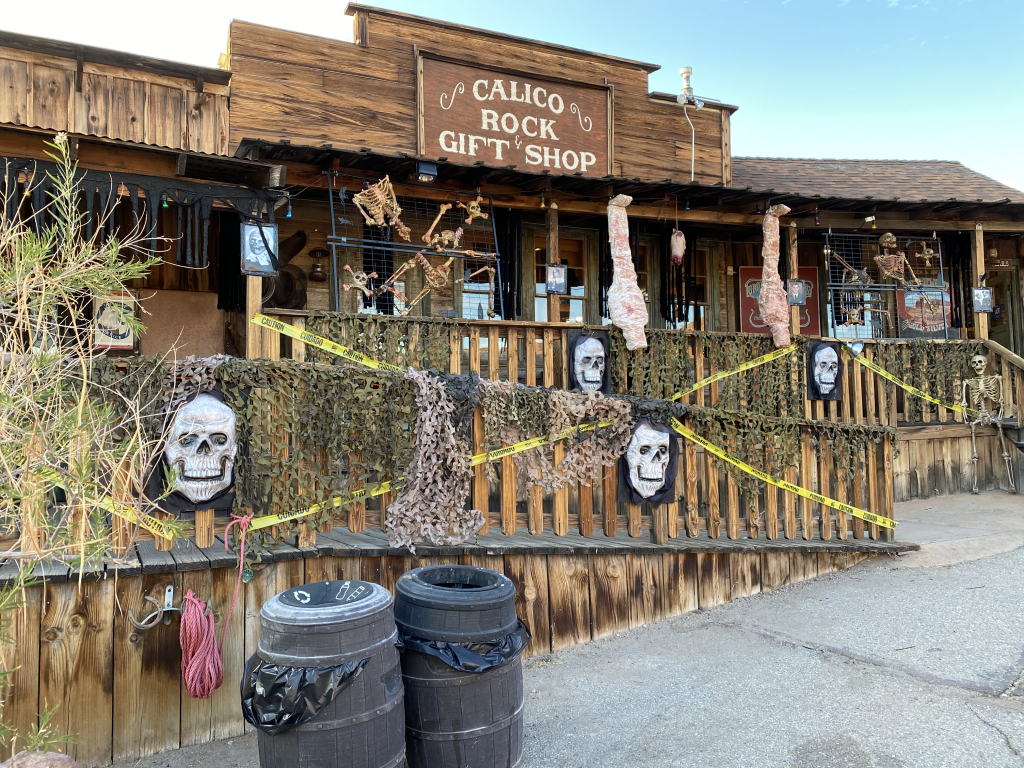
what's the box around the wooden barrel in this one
[395,566,524,768]
[256,580,405,768]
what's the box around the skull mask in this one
[164,394,237,503]
[970,354,989,377]
[813,345,840,396]
[625,423,671,499]
[573,336,606,392]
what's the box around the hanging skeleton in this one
[457,195,490,226]
[874,232,938,325]
[341,264,378,299]
[961,355,1017,494]
[398,253,455,316]
[352,176,411,241]
[919,241,935,268]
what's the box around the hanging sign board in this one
[418,55,611,178]
[739,267,821,336]
[93,291,136,351]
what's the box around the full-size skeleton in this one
[352,176,412,242]
[961,354,1016,494]
[874,232,938,325]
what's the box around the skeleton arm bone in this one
[422,203,452,246]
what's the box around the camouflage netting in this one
[386,369,483,551]
[874,339,985,423]
[305,312,467,371]
[481,381,633,500]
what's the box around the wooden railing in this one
[243,312,899,545]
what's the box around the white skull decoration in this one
[625,423,671,499]
[970,354,988,376]
[573,337,606,392]
[813,345,840,396]
[164,394,237,503]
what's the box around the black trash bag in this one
[398,620,532,673]
[240,653,368,735]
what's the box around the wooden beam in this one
[787,225,800,338]
[546,205,560,323]
[972,225,988,340]
[245,275,262,359]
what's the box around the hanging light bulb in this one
[285,196,293,219]
[814,208,820,226]
[684,199,690,211]
[161,193,169,210]
[754,202,762,215]
[540,193,546,209]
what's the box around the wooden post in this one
[245,275,262,359]
[684,440,699,537]
[787,225,800,338]
[627,503,642,538]
[579,469,595,537]
[546,206,560,323]
[652,504,668,544]
[603,463,618,537]
[553,444,569,536]
[155,510,173,551]
[193,509,214,549]
[971,224,989,340]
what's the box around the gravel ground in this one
[114,492,1024,768]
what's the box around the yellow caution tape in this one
[847,348,977,418]
[34,467,179,541]
[670,344,797,402]
[250,419,618,531]
[669,417,896,530]
[252,313,406,373]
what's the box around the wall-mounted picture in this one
[93,291,136,351]
[786,279,807,306]
[545,263,567,295]
[241,222,279,277]
[972,286,994,314]
[807,341,843,401]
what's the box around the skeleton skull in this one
[573,337,606,392]
[813,345,840,396]
[164,394,237,503]
[625,423,671,499]
[970,354,989,377]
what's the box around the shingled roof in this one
[731,157,1024,204]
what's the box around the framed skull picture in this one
[153,391,238,513]
[807,341,842,401]
[619,420,679,506]
[567,330,610,394]
[241,221,279,277]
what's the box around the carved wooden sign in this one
[419,56,610,178]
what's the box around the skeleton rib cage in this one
[824,232,948,340]
[327,174,502,319]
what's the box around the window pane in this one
[535,297,548,322]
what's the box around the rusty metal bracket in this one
[127,584,180,631]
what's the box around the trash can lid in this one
[278,580,376,609]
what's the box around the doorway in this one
[988,270,1019,353]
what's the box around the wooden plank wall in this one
[227,17,727,184]
[0,547,869,766]
[0,47,229,155]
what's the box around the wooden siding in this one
[227,16,727,185]
[0,47,229,155]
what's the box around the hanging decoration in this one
[568,333,610,394]
[619,420,678,506]
[670,229,686,267]
[457,194,490,226]
[163,393,238,505]
[606,194,648,350]
[341,264,378,299]
[961,354,1016,494]
[757,204,792,348]
[352,176,411,241]
[807,341,842,402]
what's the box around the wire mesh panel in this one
[825,232,948,340]
[327,175,501,319]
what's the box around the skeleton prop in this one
[606,195,648,350]
[398,254,455,316]
[758,205,792,348]
[457,195,490,226]
[961,355,1017,494]
[619,421,678,506]
[341,264,378,299]
[807,342,842,401]
[164,393,237,505]
[352,176,411,241]
[670,229,686,267]
[874,232,937,323]
[568,334,609,394]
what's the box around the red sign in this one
[897,285,951,337]
[419,56,610,178]
[739,267,821,336]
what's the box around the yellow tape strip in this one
[848,349,977,418]
[669,344,797,402]
[669,417,896,530]
[252,313,406,373]
[251,419,618,531]
[35,468,178,541]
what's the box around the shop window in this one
[534,235,586,323]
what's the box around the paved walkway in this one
[115,490,1023,768]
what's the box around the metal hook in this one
[128,585,181,631]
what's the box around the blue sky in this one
[7,0,1023,193]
